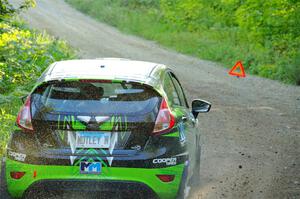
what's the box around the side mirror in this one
[192,99,211,118]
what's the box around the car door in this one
[163,71,198,177]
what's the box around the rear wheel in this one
[177,162,190,199]
[0,158,11,199]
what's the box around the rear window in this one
[31,80,161,115]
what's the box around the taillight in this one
[153,98,175,134]
[16,96,33,131]
[156,174,175,182]
[10,171,26,179]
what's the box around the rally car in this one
[0,58,211,199]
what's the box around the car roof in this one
[39,59,167,87]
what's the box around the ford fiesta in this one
[0,59,211,199]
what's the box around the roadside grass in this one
[65,0,300,85]
[0,18,76,156]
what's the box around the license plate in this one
[76,131,111,148]
[80,161,101,174]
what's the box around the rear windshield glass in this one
[31,81,161,115]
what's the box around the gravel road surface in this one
[9,0,300,198]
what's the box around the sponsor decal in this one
[57,115,86,130]
[57,114,127,132]
[153,157,177,166]
[59,115,129,166]
[74,149,108,167]
[80,161,101,174]
[8,151,26,162]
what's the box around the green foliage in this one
[0,98,21,156]
[160,0,243,30]
[120,0,160,8]
[160,0,300,83]
[0,0,35,20]
[67,0,300,85]
[0,21,75,94]
[0,0,76,155]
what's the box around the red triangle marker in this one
[228,61,246,78]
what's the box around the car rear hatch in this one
[29,79,162,165]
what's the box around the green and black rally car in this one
[0,59,211,199]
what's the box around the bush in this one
[0,21,75,94]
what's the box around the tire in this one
[178,134,201,199]
[0,158,11,199]
[176,163,190,199]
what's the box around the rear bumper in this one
[24,179,158,199]
[5,158,184,199]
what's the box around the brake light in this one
[16,96,33,131]
[156,174,175,182]
[10,171,26,179]
[153,98,175,134]
[79,79,112,83]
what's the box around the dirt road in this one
[11,0,300,198]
